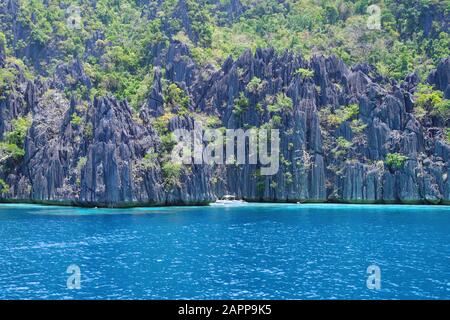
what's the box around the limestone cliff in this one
[1,36,450,206]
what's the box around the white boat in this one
[211,195,247,206]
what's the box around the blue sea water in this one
[0,203,449,300]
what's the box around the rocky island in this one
[0,0,449,207]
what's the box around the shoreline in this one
[1,198,450,209]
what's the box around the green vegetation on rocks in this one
[386,153,408,170]
[0,0,448,105]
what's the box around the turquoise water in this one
[0,203,449,300]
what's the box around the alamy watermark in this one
[66,264,81,290]
[66,5,82,30]
[366,265,381,290]
[170,122,280,176]
[367,4,381,30]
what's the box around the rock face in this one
[1,40,450,206]
[0,38,5,68]
[428,57,450,99]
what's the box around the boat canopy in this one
[222,195,236,200]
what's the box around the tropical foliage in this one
[0,0,448,107]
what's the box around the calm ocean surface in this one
[0,203,449,300]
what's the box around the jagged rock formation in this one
[429,57,450,99]
[0,39,5,68]
[1,38,449,206]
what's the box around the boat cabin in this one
[222,195,237,201]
